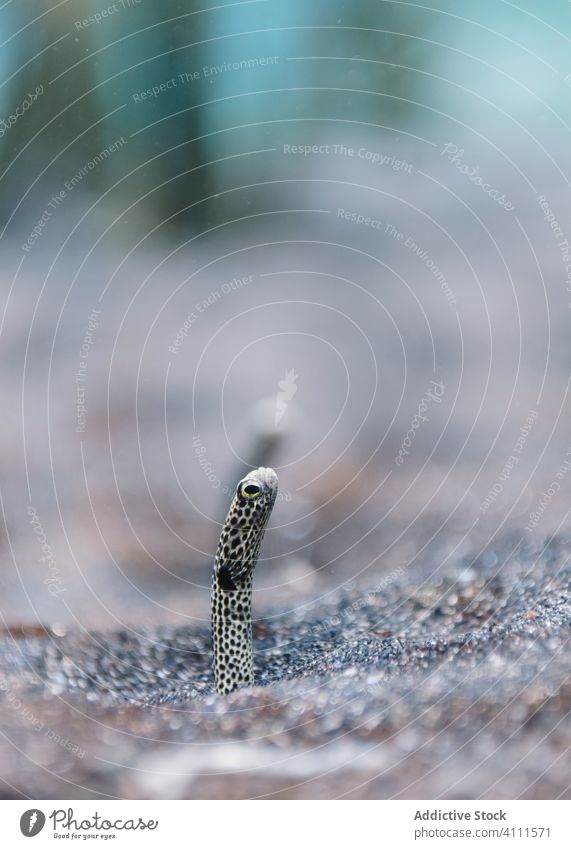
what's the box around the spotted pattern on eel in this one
[211,467,278,695]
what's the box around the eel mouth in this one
[238,467,279,507]
[247,466,278,492]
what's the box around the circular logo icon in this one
[20,810,46,837]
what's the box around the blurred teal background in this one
[2,0,570,237]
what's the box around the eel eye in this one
[240,481,262,499]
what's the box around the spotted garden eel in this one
[211,466,278,694]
